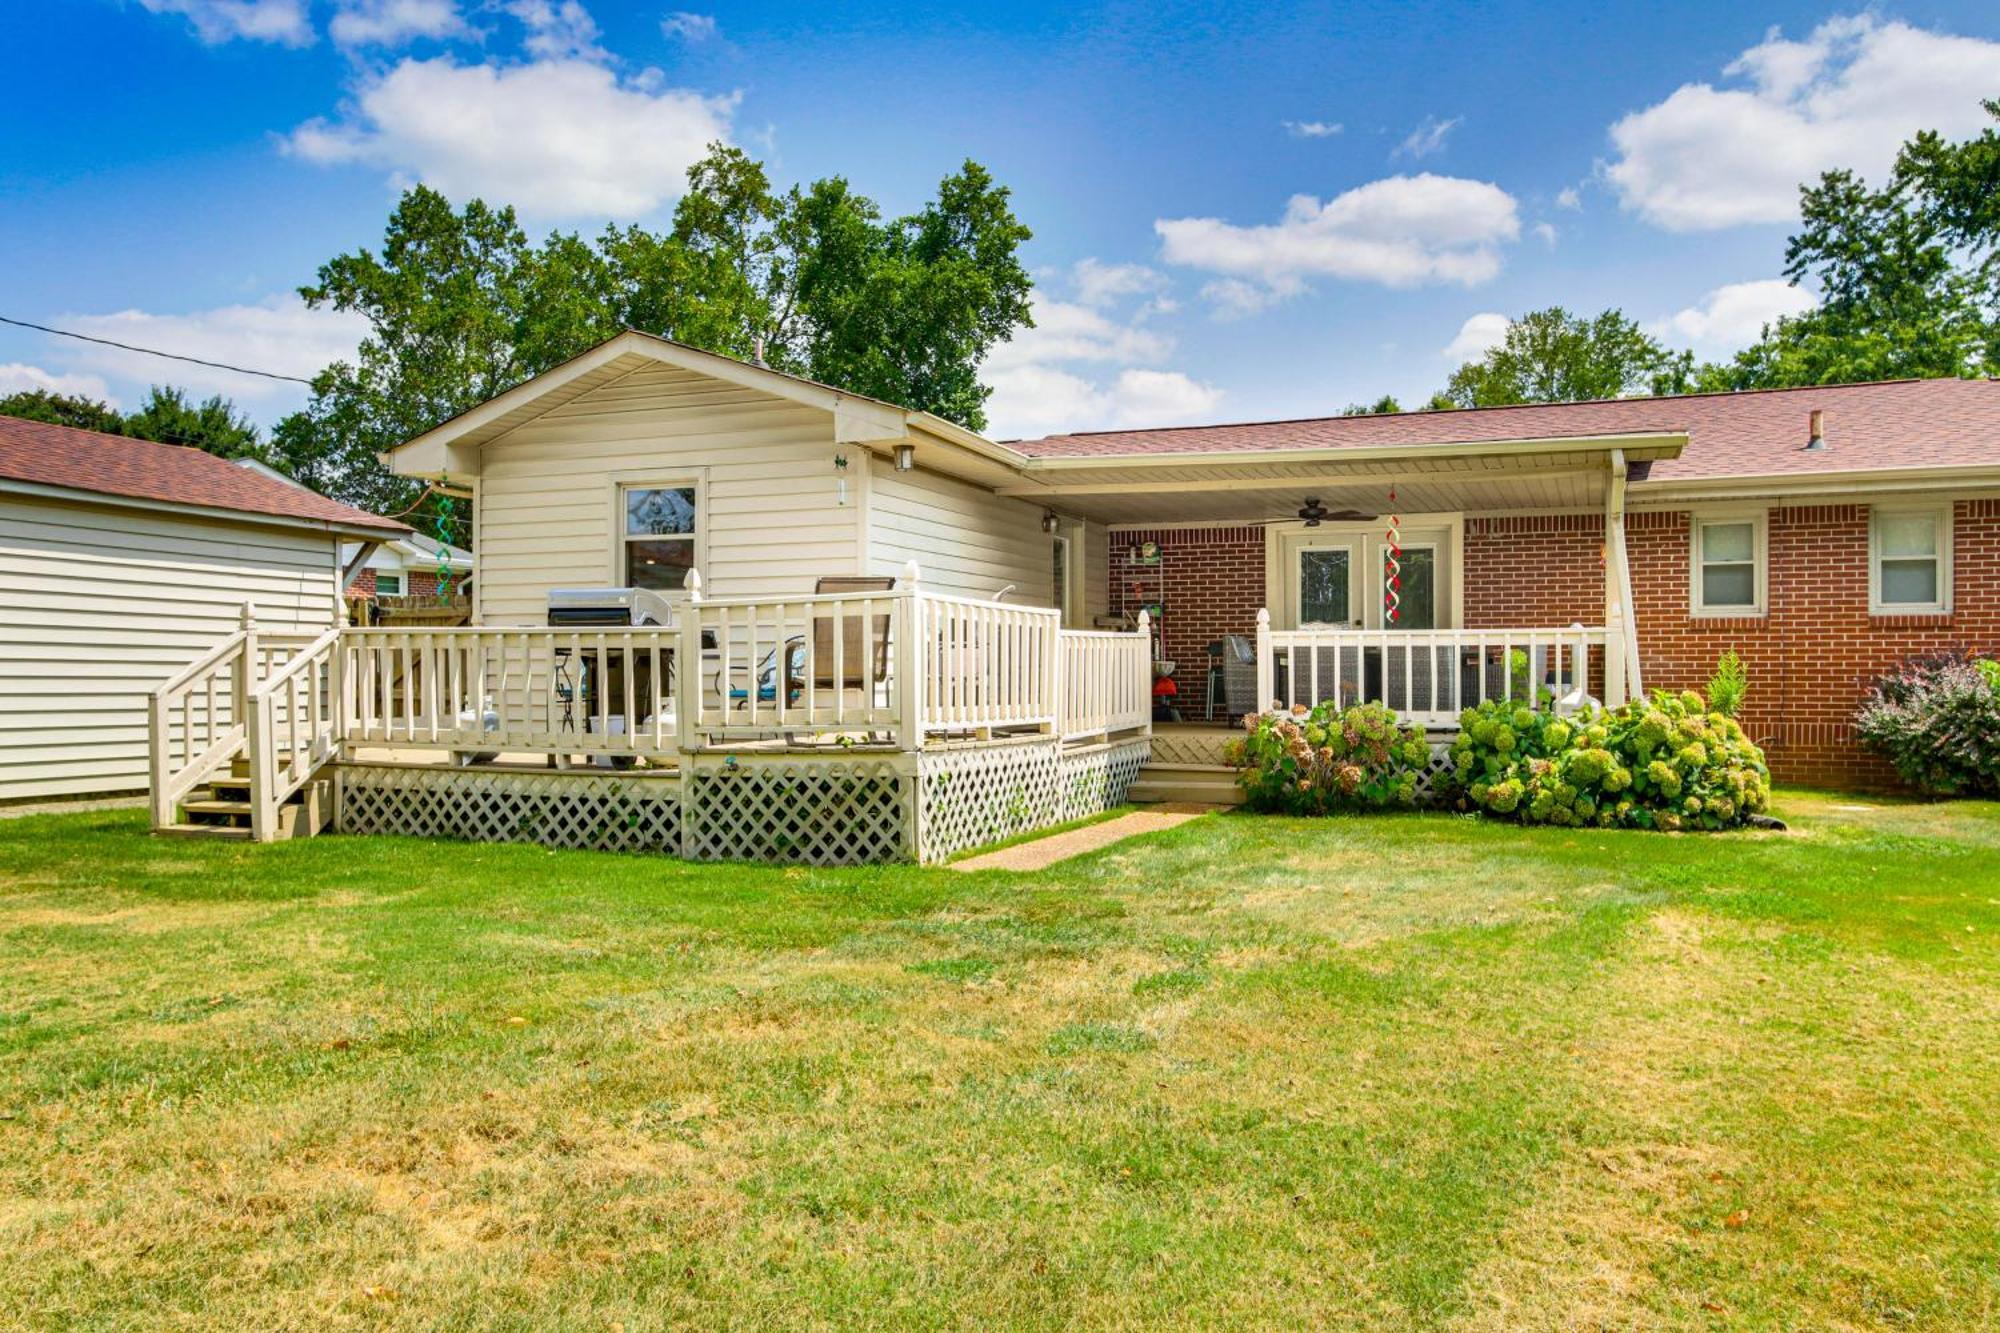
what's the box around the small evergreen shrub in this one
[1854,652,2000,797]
[1228,702,1432,814]
[1450,690,1770,831]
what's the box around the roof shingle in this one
[0,416,406,534]
[1005,378,2000,482]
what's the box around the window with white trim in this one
[1690,514,1764,616]
[621,484,698,591]
[374,572,403,596]
[1871,505,1950,614]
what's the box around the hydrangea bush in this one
[1227,702,1432,814]
[1854,652,2000,797]
[1450,690,1770,831]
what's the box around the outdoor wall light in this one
[1041,512,1059,534]
[894,443,915,472]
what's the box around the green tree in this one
[1437,307,1675,407]
[1699,99,2000,390]
[1339,394,1402,416]
[122,385,264,459]
[276,145,1034,516]
[0,389,127,434]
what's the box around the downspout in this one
[1605,450,1643,700]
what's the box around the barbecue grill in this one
[545,587,677,628]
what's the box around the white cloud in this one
[1156,173,1521,313]
[1554,186,1581,210]
[0,364,119,408]
[1531,221,1557,246]
[505,0,609,62]
[1657,278,1817,354]
[982,265,1220,438]
[49,296,369,406]
[1441,312,1509,364]
[287,57,735,219]
[1284,120,1343,139]
[1070,258,1167,309]
[662,11,719,42]
[330,0,467,47]
[136,0,312,45]
[1605,15,2000,231]
[1395,114,1461,159]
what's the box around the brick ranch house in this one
[138,335,2000,853]
[1045,377,2000,789]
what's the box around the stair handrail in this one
[147,606,260,830]
[245,626,343,841]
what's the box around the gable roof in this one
[1006,379,2000,484]
[0,416,407,536]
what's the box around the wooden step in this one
[1130,763,1244,806]
[155,823,252,841]
[181,797,254,817]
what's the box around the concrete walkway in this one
[949,803,1219,872]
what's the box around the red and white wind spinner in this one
[1383,487,1402,624]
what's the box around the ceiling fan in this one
[1297,497,1375,528]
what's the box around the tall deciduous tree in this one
[1698,99,2000,390]
[1436,307,1676,407]
[274,145,1034,517]
[123,386,264,460]
[0,389,128,434]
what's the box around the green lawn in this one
[2,794,1997,1330]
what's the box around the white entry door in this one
[1276,520,1455,630]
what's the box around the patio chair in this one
[1215,634,1262,718]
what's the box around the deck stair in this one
[159,758,332,842]
[1128,761,1244,807]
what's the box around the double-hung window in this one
[1691,514,1764,616]
[621,484,698,591]
[1871,506,1950,614]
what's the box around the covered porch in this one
[1016,429,1676,735]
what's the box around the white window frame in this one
[373,571,404,597]
[1375,541,1440,630]
[1294,541,1359,627]
[613,476,705,593]
[1869,502,1953,616]
[1688,509,1767,618]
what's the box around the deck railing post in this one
[1135,609,1153,738]
[677,568,702,753]
[897,560,923,750]
[234,601,258,730]
[1254,608,1273,716]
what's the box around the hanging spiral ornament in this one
[434,476,458,602]
[1383,487,1402,625]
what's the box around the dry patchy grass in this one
[1,796,1997,1328]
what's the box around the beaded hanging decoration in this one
[1383,487,1402,624]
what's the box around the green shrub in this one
[1228,702,1432,814]
[1706,650,1748,718]
[1450,690,1770,831]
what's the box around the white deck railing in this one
[246,628,341,839]
[1058,619,1153,741]
[1254,613,1617,729]
[340,626,679,759]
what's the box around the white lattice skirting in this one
[334,735,1150,866]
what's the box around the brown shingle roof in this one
[1006,379,2000,482]
[0,416,406,535]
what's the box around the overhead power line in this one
[0,313,315,386]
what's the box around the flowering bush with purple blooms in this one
[1226,702,1431,814]
[1854,652,2000,797]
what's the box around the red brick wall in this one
[346,568,463,598]
[1109,526,1265,713]
[1463,514,1605,627]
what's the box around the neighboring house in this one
[0,417,405,802]
[138,330,2000,862]
[342,535,474,600]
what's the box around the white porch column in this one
[1254,608,1274,713]
[677,568,702,753]
[1604,450,1641,705]
[896,560,924,751]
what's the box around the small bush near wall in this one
[1228,703,1432,814]
[1855,653,2000,797]
[1451,691,1771,831]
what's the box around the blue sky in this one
[4,1,2000,440]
